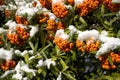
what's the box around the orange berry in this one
[39,14,49,23]
[1,66,9,71]
[111,65,116,69]
[32,1,37,7]
[67,0,74,5]
[15,16,28,25]
[46,20,57,31]
[57,21,65,29]
[0,36,3,45]
[54,37,73,52]
[39,0,52,9]
[102,0,120,12]
[115,58,120,63]
[76,0,99,16]
[102,64,110,70]
[52,2,69,18]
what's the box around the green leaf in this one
[117,30,120,38]
[103,13,116,17]
[42,70,47,77]
[52,56,57,61]
[40,42,52,52]
[28,41,35,50]
[102,23,109,29]
[26,73,33,79]
[79,17,87,26]
[50,67,59,76]
[23,53,29,64]
[59,58,68,72]
[101,5,105,15]
[104,21,110,26]
[55,46,61,55]
[38,68,43,74]
[34,40,39,52]
[63,72,76,80]
[70,50,76,61]
[108,55,114,65]
[35,55,42,59]
[40,30,46,47]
